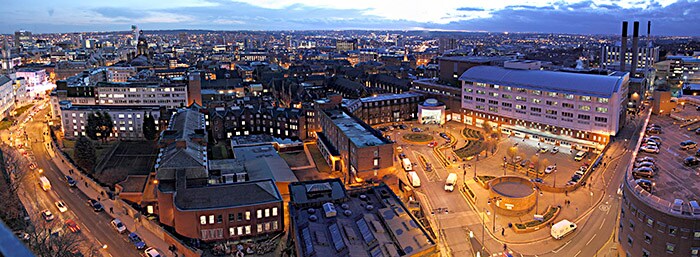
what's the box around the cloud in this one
[456,7,485,11]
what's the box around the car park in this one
[128,232,147,250]
[634,161,657,170]
[550,147,559,154]
[684,156,700,166]
[635,179,653,192]
[41,210,54,222]
[544,165,556,174]
[640,145,660,153]
[632,167,655,178]
[111,218,127,233]
[65,219,81,233]
[681,140,697,150]
[54,201,68,213]
[636,156,656,163]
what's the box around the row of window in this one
[228,221,279,237]
[99,87,186,92]
[466,82,610,103]
[471,104,608,123]
[199,207,279,226]
[466,96,609,113]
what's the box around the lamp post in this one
[503,156,507,176]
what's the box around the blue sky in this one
[1,0,699,35]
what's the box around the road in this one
[5,102,141,257]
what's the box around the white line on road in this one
[586,234,597,246]
[551,240,571,253]
[574,250,582,257]
[600,218,606,229]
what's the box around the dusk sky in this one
[1,0,699,35]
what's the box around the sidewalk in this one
[48,145,175,257]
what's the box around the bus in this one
[402,158,412,171]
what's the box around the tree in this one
[74,136,96,173]
[506,146,518,162]
[24,212,92,257]
[142,112,157,141]
[529,154,540,177]
[86,112,114,143]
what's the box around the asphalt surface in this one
[5,102,141,257]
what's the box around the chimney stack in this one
[631,21,640,77]
[620,21,628,72]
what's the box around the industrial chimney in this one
[631,21,640,77]
[620,21,628,72]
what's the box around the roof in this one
[289,180,437,257]
[459,66,628,98]
[323,109,387,147]
[359,92,422,103]
[156,109,208,180]
[174,179,281,210]
[0,76,11,86]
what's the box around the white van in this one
[551,219,577,239]
[444,173,457,192]
[407,172,421,187]
[402,158,412,172]
[574,151,587,161]
[39,176,51,191]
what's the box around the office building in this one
[14,31,33,50]
[336,39,357,53]
[460,65,629,149]
[344,92,423,125]
[94,82,187,109]
[0,76,15,119]
[438,37,458,54]
[288,179,437,257]
[15,68,46,88]
[411,78,463,122]
[316,107,394,182]
[59,102,161,140]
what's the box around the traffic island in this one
[512,205,561,233]
[488,176,538,216]
[402,133,434,143]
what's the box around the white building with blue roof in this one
[459,65,629,150]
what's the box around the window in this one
[273,221,279,230]
[209,215,215,224]
[217,215,223,223]
[670,226,677,236]
[546,110,557,115]
[595,117,608,122]
[562,103,574,108]
[464,96,473,101]
[629,220,635,231]
[245,225,251,235]
[515,96,527,102]
[265,209,270,218]
[272,207,278,216]
[692,247,699,257]
[501,94,512,99]
[547,92,558,97]
[580,96,592,102]
[644,233,652,243]
[257,209,262,219]
[488,100,498,105]
[476,98,485,102]
[545,100,557,106]
[502,102,512,107]
[642,249,650,257]
[565,94,575,99]
[257,224,263,233]
[373,158,379,166]
[515,104,526,110]
[578,114,590,120]
[200,216,207,225]
[476,90,486,95]
[532,90,542,95]
[229,214,235,221]
[246,211,251,220]
[490,92,499,97]
[596,107,608,113]
[238,213,243,221]
[530,107,541,112]
[229,227,236,236]
[532,98,541,104]
[562,112,574,118]
[666,243,675,253]
[627,236,633,246]
[598,97,609,103]
[489,106,498,112]
[579,105,591,111]
[237,227,243,235]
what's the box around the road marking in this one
[574,250,582,257]
[600,218,606,229]
[586,234,597,246]
[551,240,571,253]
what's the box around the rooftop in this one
[323,109,388,147]
[459,65,628,98]
[289,179,437,257]
[174,174,281,210]
[359,92,422,103]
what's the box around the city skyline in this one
[2,0,700,36]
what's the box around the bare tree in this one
[24,213,86,257]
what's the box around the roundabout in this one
[402,133,434,143]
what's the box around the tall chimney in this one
[620,21,628,72]
[631,21,640,77]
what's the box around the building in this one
[94,81,187,109]
[345,92,423,125]
[336,39,357,53]
[365,74,411,94]
[418,99,446,125]
[438,37,458,55]
[601,44,659,71]
[14,31,32,50]
[411,78,462,122]
[15,68,46,88]
[0,76,15,119]
[316,108,394,182]
[105,67,138,82]
[459,65,629,149]
[618,148,700,256]
[438,56,512,86]
[288,179,437,257]
[156,109,284,242]
[59,103,161,140]
[208,105,307,141]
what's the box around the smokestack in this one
[631,21,640,77]
[647,21,651,36]
[620,21,628,72]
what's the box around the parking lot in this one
[635,110,700,202]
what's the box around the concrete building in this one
[94,81,187,109]
[155,109,284,242]
[344,92,423,125]
[460,65,629,149]
[105,67,137,82]
[336,39,357,53]
[14,31,32,50]
[438,37,458,55]
[438,56,512,86]
[15,68,47,88]
[601,45,659,71]
[59,103,161,140]
[316,108,394,183]
[288,179,437,257]
[0,76,15,119]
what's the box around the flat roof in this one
[459,66,627,98]
[323,109,387,147]
[174,178,281,210]
[289,180,436,257]
[359,92,422,103]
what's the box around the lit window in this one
[245,211,251,220]
[374,158,379,166]
[209,215,215,224]
[272,207,278,216]
[257,209,262,219]
[200,216,206,225]
[245,225,251,235]
[273,221,278,230]
[237,227,243,235]
[265,209,270,218]
[257,224,263,233]
[264,222,271,231]
[229,227,236,236]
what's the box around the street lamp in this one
[503,156,507,176]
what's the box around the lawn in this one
[307,144,331,173]
[402,133,434,143]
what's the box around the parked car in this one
[681,140,697,150]
[643,141,658,148]
[539,147,548,153]
[65,219,81,233]
[636,156,656,163]
[635,179,654,192]
[646,136,662,143]
[646,127,661,134]
[54,201,68,213]
[412,128,422,132]
[514,156,523,163]
[111,218,127,234]
[695,128,700,135]
[28,163,37,170]
[398,125,407,130]
[575,169,585,176]
[520,160,530,167]
[544,165,557,174]
[65,176,76,187]
[144,247,161,257]
[427,141,437,148]
[128,233,147,250]
[439,132,450,140]
[640,145,660,154]
[648,124,661,128]
[530,178,543,183]
[634,161,657,170]
[574,151,587,161]
[571,174,582,182]
[87,199,103,212]
[696,149,700,157]
[632,167,655,178]
[41,210,54,222]
[550,147,559,154]
[685,156,700,166]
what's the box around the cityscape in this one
[0,1,699,257]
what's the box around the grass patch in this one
[280,151,311,167]
[13,105,31,117]
[210,143,229,160]
[455,128,486,158]
[516,206,560,229]
[402,133,434,143]
[308,144,331,173]
[62,139,76,149]
[0,120,12,131]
